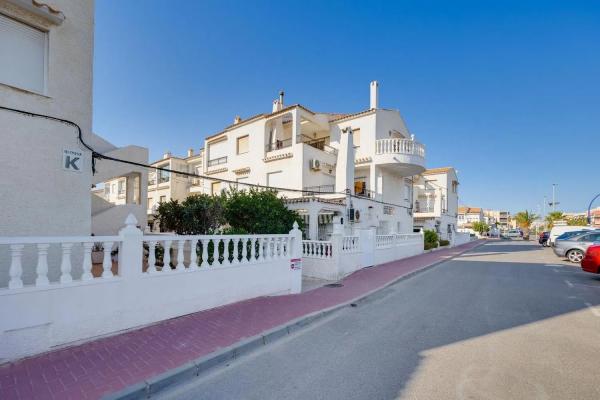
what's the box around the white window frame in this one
[0,13,49,95]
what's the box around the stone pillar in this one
[289,221,302,294]
[118,214,143,279]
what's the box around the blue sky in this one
[93,1,600,214]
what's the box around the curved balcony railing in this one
[375,139,425,158]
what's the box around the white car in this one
[506,229,521,238]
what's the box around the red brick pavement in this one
[0,240,483,399]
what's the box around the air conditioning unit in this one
[309,159,321,170]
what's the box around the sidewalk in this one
[0,240,483,400]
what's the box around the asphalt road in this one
[158,240,600,400]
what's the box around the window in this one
[353,129,360,147]
[266,171,285,189]
[236,176,248,189]
[0,14,47,94]
[237,135,249,155]
[158,169,170,183]
[211,182,221,195]
[118,180,125,195]
[208,139,228,166]
[159,195,166,203]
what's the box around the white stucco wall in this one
[0,0,95,236]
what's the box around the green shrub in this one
[424,241,438,250]
[423,229,439,250]
[439,239,450,246]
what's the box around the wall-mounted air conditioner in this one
[309,159,321,170]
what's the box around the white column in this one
[81,242,93,281]
[9,244,24,289]
[335,127,355,194]
[36,243,51,286]
[289,222,302,294]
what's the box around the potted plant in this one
[91,243,104,264]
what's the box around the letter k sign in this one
[65,155,80,170]
[62,149,84,173]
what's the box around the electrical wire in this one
[0,105,413,210]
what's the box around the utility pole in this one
[551,184,558,212]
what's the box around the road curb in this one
[102,240,485,399]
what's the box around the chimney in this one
[233,115,242,124]
[187,148,194,157]
[370,81,379,109]
[163,151,171,159]
[272,90,285,113]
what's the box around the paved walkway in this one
[0,241,482,399]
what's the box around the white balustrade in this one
[140,234,292,274]
[302,240,333,259]
[341,236,360,253]
[0,236,121,289]
[375,138,425,158]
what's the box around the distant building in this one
[412,167,459,240]
[484,210,510,230]
[457,206,484,228]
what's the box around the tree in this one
[545,211,564,229]
[223,188,303,234]
[567,215,588,226]
[156,194,224,234]
[515,210,537,238]
[472,221,489,236]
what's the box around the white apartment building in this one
[146,149,204,230]
[412,167,459,240]
[199,81,426,240]
[0,0,147,238]
[484,209,510,229]
[457,206,484,228]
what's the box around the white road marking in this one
[565,280,574,288]
[584,302,600,317]
[572,282,600,289]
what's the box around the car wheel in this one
[567,249,584,263]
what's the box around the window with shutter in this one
[0,14,47,94]
[237,135,249,154]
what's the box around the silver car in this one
[553,231,600,263]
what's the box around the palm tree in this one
[545,211,564,229]
[515,210,538,240]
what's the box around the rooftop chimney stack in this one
[370,81,379,109]
[187,148,194,157]
[272,90,285,112]
[163,151,171,160]
[233,115,242,124]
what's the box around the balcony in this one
[302,185,335,196]
[374,138,426,175]
[265,138,292,152]
[207,156,228,167]
[298,135,338,155]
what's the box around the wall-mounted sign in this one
[290,258,302,271]
[62,148,83,173]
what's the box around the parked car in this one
[581,244,600,274]
[538,231,549,246]
[553,231,600,263]
[506,229,521,238]
[556,230,597,241]
[548,226,593,246]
